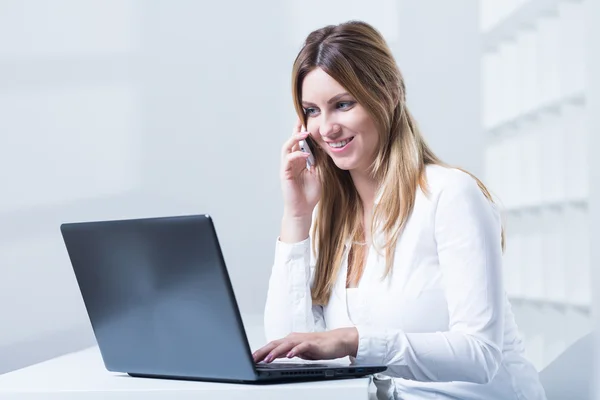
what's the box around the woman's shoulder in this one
[424,164,501,219]
[423,164,479,196]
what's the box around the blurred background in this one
[0,0,598,397]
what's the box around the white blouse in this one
[346,288,360,324]
[264,164,546,400]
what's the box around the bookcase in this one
[480,0,593,370]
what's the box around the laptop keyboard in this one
[256,362,331,369]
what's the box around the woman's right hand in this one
[279,120,322,241]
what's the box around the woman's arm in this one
[354,172,505,384]
[263,215,326,343]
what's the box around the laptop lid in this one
[61,214,257,382]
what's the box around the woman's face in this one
[301,67,380,173]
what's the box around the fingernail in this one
[286,351,294,358]
[265,355,272,363]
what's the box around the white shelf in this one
[481,0,593,371]
[502,198,587,215]
[486,92,585,136]
[511,298,592,369]
[508,296,591,314]
[485,97,589,209]
[482,0,586,129]
[500,201,590,306]
[482,0,565,50]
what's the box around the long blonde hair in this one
[292,21,504,306]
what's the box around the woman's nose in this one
[318,119,341,138]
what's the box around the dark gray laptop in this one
[60,214,387,383]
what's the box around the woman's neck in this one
[349,169,379,212]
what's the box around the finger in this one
[252,341,282,363]
[281,132,309,158]
[287,342,313,359]
[291,141,300,153]
[252,346,273,363]
[294,118,302,135]
[264,341,298,363]
[281,152,311,179]
[285,151,311,166]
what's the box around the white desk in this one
[0,346,372,400]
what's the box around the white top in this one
[264,164,547,400]
[346,288,360,324]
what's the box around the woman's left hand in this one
[252,328,359,363]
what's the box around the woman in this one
[253,21,546,400]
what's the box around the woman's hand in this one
[280,119,322,220]
[253,328,359,363]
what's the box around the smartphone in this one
[298,128,315,170]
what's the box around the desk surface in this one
[0,346,371,400]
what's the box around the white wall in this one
[586,0,600,397]
[393,0,482,175]
[0,0,481,374]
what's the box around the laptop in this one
[60,214,387,383]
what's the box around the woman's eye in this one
[337,101,355,110]
[304,107,318,116]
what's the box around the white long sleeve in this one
[353,173,505,383]
[263,165,546,399]
[263,237,326,342]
